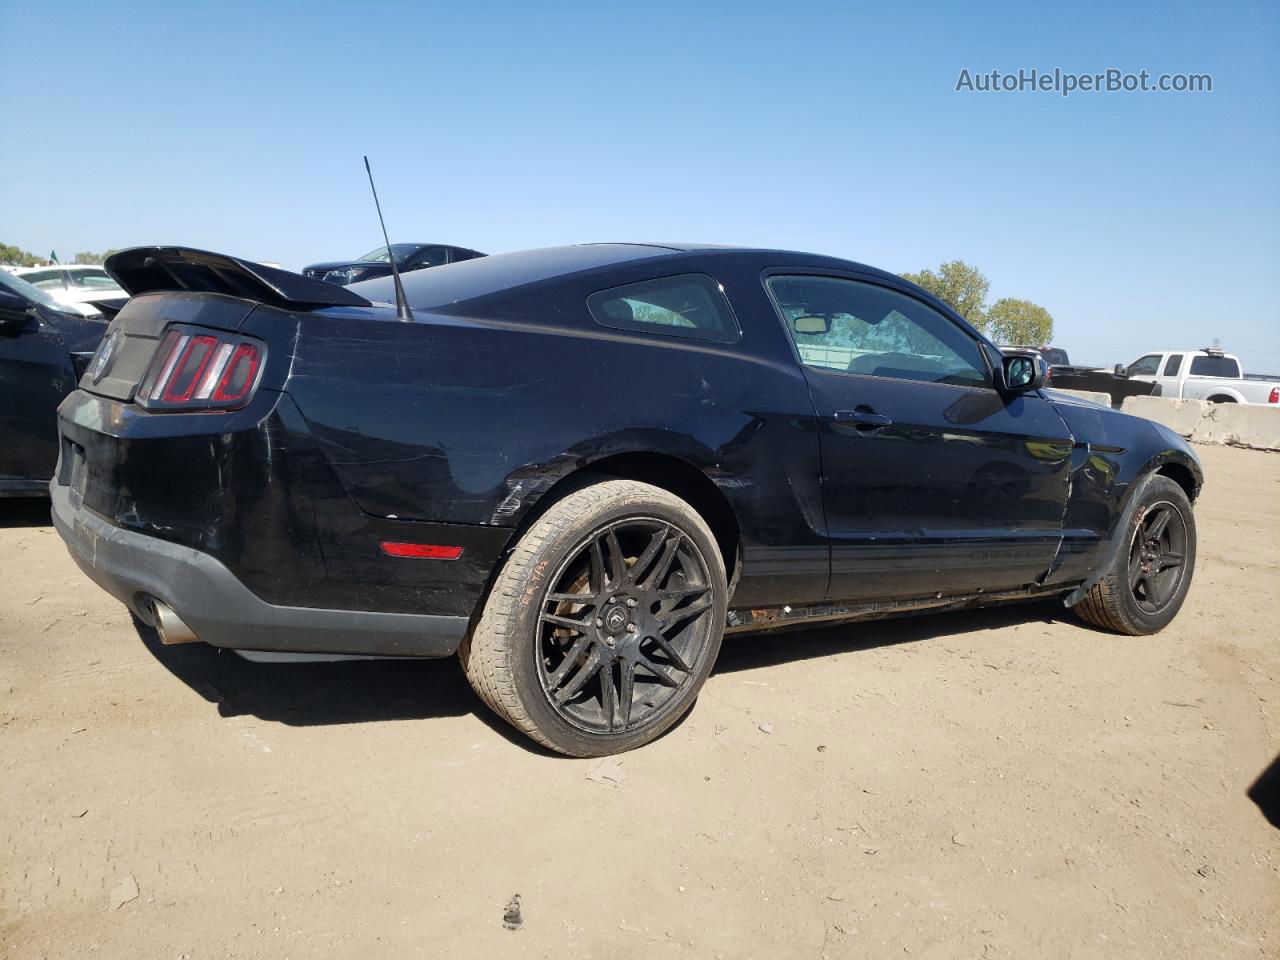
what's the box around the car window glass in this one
[767,275,989,388]
[72,270,119,290]
[20,269,64,290]
[1188,355,1240,378]
[0,269,62,309]
[1163,354,1183,376]
[408,246,449,268]
[1128,354,1162,375]
[587,274,739,343]
[358,243,418,263]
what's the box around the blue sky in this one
[2,0,1277,369]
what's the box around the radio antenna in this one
[363,155,413,322]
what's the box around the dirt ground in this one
[1,443,1277,959]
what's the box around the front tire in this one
[1071,475,1196,635]
[459,479,727,756]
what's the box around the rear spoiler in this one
[104,246,373,309]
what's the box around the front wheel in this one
[459,479,726,756]
[1071,475,1196,635]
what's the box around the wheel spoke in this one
[1128,561,1145,591]
[1156,552,1184,571]
[588,539,606,594]
[640,533,683,590]
[544,635,591,690]
[604,530,625,588]
[626,525,669,587]
[556,645,603,703]
[658,594,712,629]
[650,633,691,673]
[618,661,635,728]
[637,653,679,688]
[541,612,590,633]
[659,585,706,601]
[547,592,595,604]
[598,661,617,729]
[1147,508,1171,540]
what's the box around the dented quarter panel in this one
[286,250,830,607]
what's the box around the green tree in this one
[987,297,1054,347]
[74,250,121,264]
[900,260,990,331]
[0,243,40,267]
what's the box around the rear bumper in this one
[51,483,468,657]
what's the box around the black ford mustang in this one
[52,244,1202,756]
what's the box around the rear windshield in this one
[1040,348,1069,366]
[1189,355,1240,378]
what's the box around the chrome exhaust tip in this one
[152,601,200,645]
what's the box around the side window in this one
[408,246,449,269]
[587,274,739,343]
[449,249,477,263]
[1128,354,1162,376]
[1162,354,1183,377]
[21,269,64,290]
[766,275,989,388]
[71,270,119,290]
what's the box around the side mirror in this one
[0,290,32,328]
[1113,363,1127,377]
[793,315,830,335]
[1002,353,1047,393]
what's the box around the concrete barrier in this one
[1120,395,1280,451]
[1048,388,1113,407]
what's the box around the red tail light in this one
[137,325,266,411]
[1270,386,1279,404]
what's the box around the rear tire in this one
[459,479,727,756]
[1071,475,1196,635]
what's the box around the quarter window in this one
[1162,354,1183,376]
[587,274,739,343]
[766,275,989,388]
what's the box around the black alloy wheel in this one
[1072,474,1197,635]
[459,478,727,756]
[1127,501,1189,615]
[536,517,715,734]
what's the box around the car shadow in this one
[712,599,1069,675]
[0,498,52,528]
[130,615,549,751]
[133,600,1071,749]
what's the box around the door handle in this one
[834,407,893,429]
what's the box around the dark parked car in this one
[53,244,1202,756]
[0,269,110,496]
[302,242,484,285]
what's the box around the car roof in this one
[14,264,108,272]
[354,242,930,315]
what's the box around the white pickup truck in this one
[1119,349,1280,405]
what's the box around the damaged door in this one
[765,272,1072,602]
